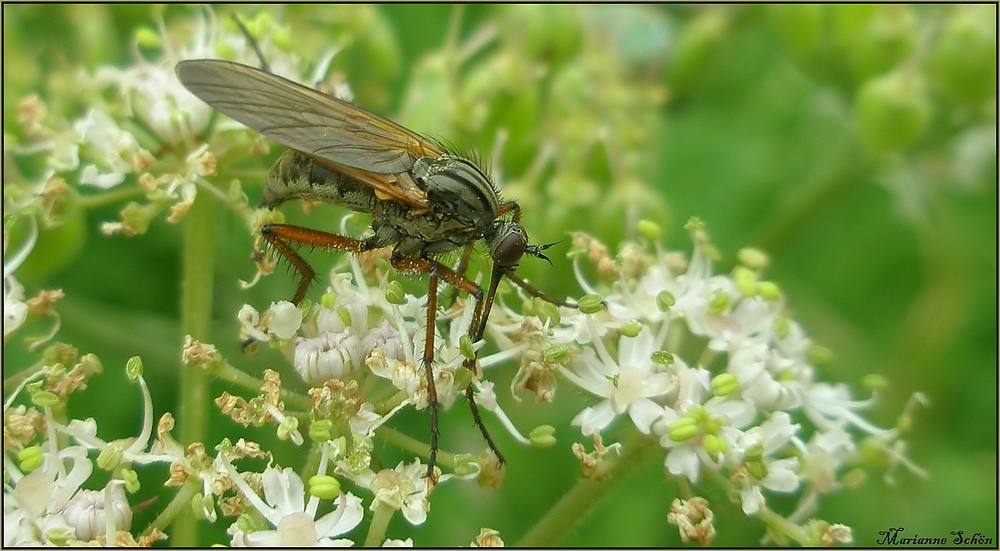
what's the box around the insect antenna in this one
[231,14,272,73]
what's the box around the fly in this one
[176,55,574,481]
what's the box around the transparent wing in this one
[176,59,444,186]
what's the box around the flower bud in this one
[854,70,931,153]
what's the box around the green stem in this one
[374,426,457,470]
[748,131,864,254]
[141,477,202,538]
[364,502,396,547]
[516,426,660,547]
[173,188,218,545]
[757,506,809,545]
[208,360,312,411]
[75,186,147,210]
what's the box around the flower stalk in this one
[517,425,659,546]
[175,188,217,545]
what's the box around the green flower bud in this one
[309,420,334,443]
[707,289,730,315]
[703,416,724,435]
[126,355,143,381]
[46,527,75,546]
[276,417,299,441]
[97,444,124,471]
[863,374,889,389]
[620,320,643,338]
[78,353,103,376]
[737,247,769,270]
[336,306,352,327]
[578,294,605,314]
[18,445,44,472]
[667,417,699,442]
[544,345,571,365]
[758,281,781,301]
[271,25,293,52]
[453,453,480,477]
[385,280,405,304]
[534,298,561,326]
[702,433,728,455]
[848,5,917,81]
[808,345,833,366]
[744,442,765,462]
[191,492,214,520]
[711,373,739,397]
[854,70,931,153]
[236,513,258,534]
[529,425,557,448]
[843,467,868,490]
[502,4,581,67]
[656,290,675,311]
[773,317,791,339]
[732,266,758,297]
[31,390,60,408]
[637,219,662,241]
[460,335,476,361]
[122,468,140,493]
[454,367,474,392]
[651,350,674,365]
[135,27,161,49]
[747,459,768,480]
[309,475,341,500]
[930,5,997,103]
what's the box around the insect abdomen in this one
[259,150,380,212]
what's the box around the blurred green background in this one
[4,4,995,546]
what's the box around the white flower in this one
[651,361,755,483]
[3,445,94,545]
[368,460,431,526]
[558,324,672,435]
[269,301,303,339]
[4,217,36,337]
[238,304,270,342]
[793,425,857,494]
[73,109,149,189]
[224,464,363,547]
[293,330,363,384]
[61,481,132,541]
[97,52,210,146]
[4,274,29,338]
[726,342,801,410]
[802,382,894,438]
[731,412,802,515]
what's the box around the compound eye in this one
[492,226,527,267]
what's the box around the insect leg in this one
[261,224,371,305]
[505,271,579,309]
[442,242,477,309]
[391,256,497,480]
[423,269,441,482]
[461,264,509,468]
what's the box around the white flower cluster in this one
[478,222,922,522]
[239,219,921,536]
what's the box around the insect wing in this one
[176,59,441,207]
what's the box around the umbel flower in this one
[238,215,923,545]
[4,6,929,546]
